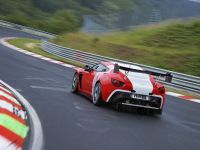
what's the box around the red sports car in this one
[71,61,172,115]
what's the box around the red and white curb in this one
[0,37,75,68]
[0,80,44,150]
[166,92,200,103]
[0,82,28,150]
[0,37,199,104]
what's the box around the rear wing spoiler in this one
[114,63,173,83]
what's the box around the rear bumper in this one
[106,90,163,110]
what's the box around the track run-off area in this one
[0,26,200,150]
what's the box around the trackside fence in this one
[0,20,55,38]
[0,19,199,95]
[41,41,200,95]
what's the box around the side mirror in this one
[84,65,92,72]
[165,73,173,83]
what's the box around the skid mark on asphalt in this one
[71,100,116,132]
[73,101,107,114]
[76,118,111,133]
[72,101,129,126]
[73,101,107,113]
[73,102,83,110]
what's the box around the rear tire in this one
[92,82,102,106]
[71,73,78,93]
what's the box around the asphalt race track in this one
[0,26,200,150]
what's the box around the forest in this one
[0,0,136,33]
[0,0,199,34]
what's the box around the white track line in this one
[30,85,66,92]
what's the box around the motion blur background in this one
[1,0,200,75]
[0,0,200,33]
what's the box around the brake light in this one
[158,86,165,94]
[111,78,125,87]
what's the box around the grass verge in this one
[7,38,84,67]
[7,37,200,98]
[51,19,200,76]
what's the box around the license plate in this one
[131,94,149,101]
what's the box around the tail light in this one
[158,86,165,94]
[111,78,125,87]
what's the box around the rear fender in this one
[99,72,133,102]
[99,73,120,102]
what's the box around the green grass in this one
[8,38,84,67]
[51,19,200,76]
[7,37,200,97]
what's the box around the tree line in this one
[0,0,136,34]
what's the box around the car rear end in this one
[105,63,172,115]
[107,90,164,114]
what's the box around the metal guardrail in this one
[0,20,55,38]
[0,19,199,95]
[42,40,200,95]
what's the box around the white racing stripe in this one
[0,136,22,150]
[116,63,153,95]
[92,72,105,96]
[127,72,153,95]
[0,91,20,105]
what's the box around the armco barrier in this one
[0,20,199,95]
[41,40,200,95]
[0,20,55,38]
